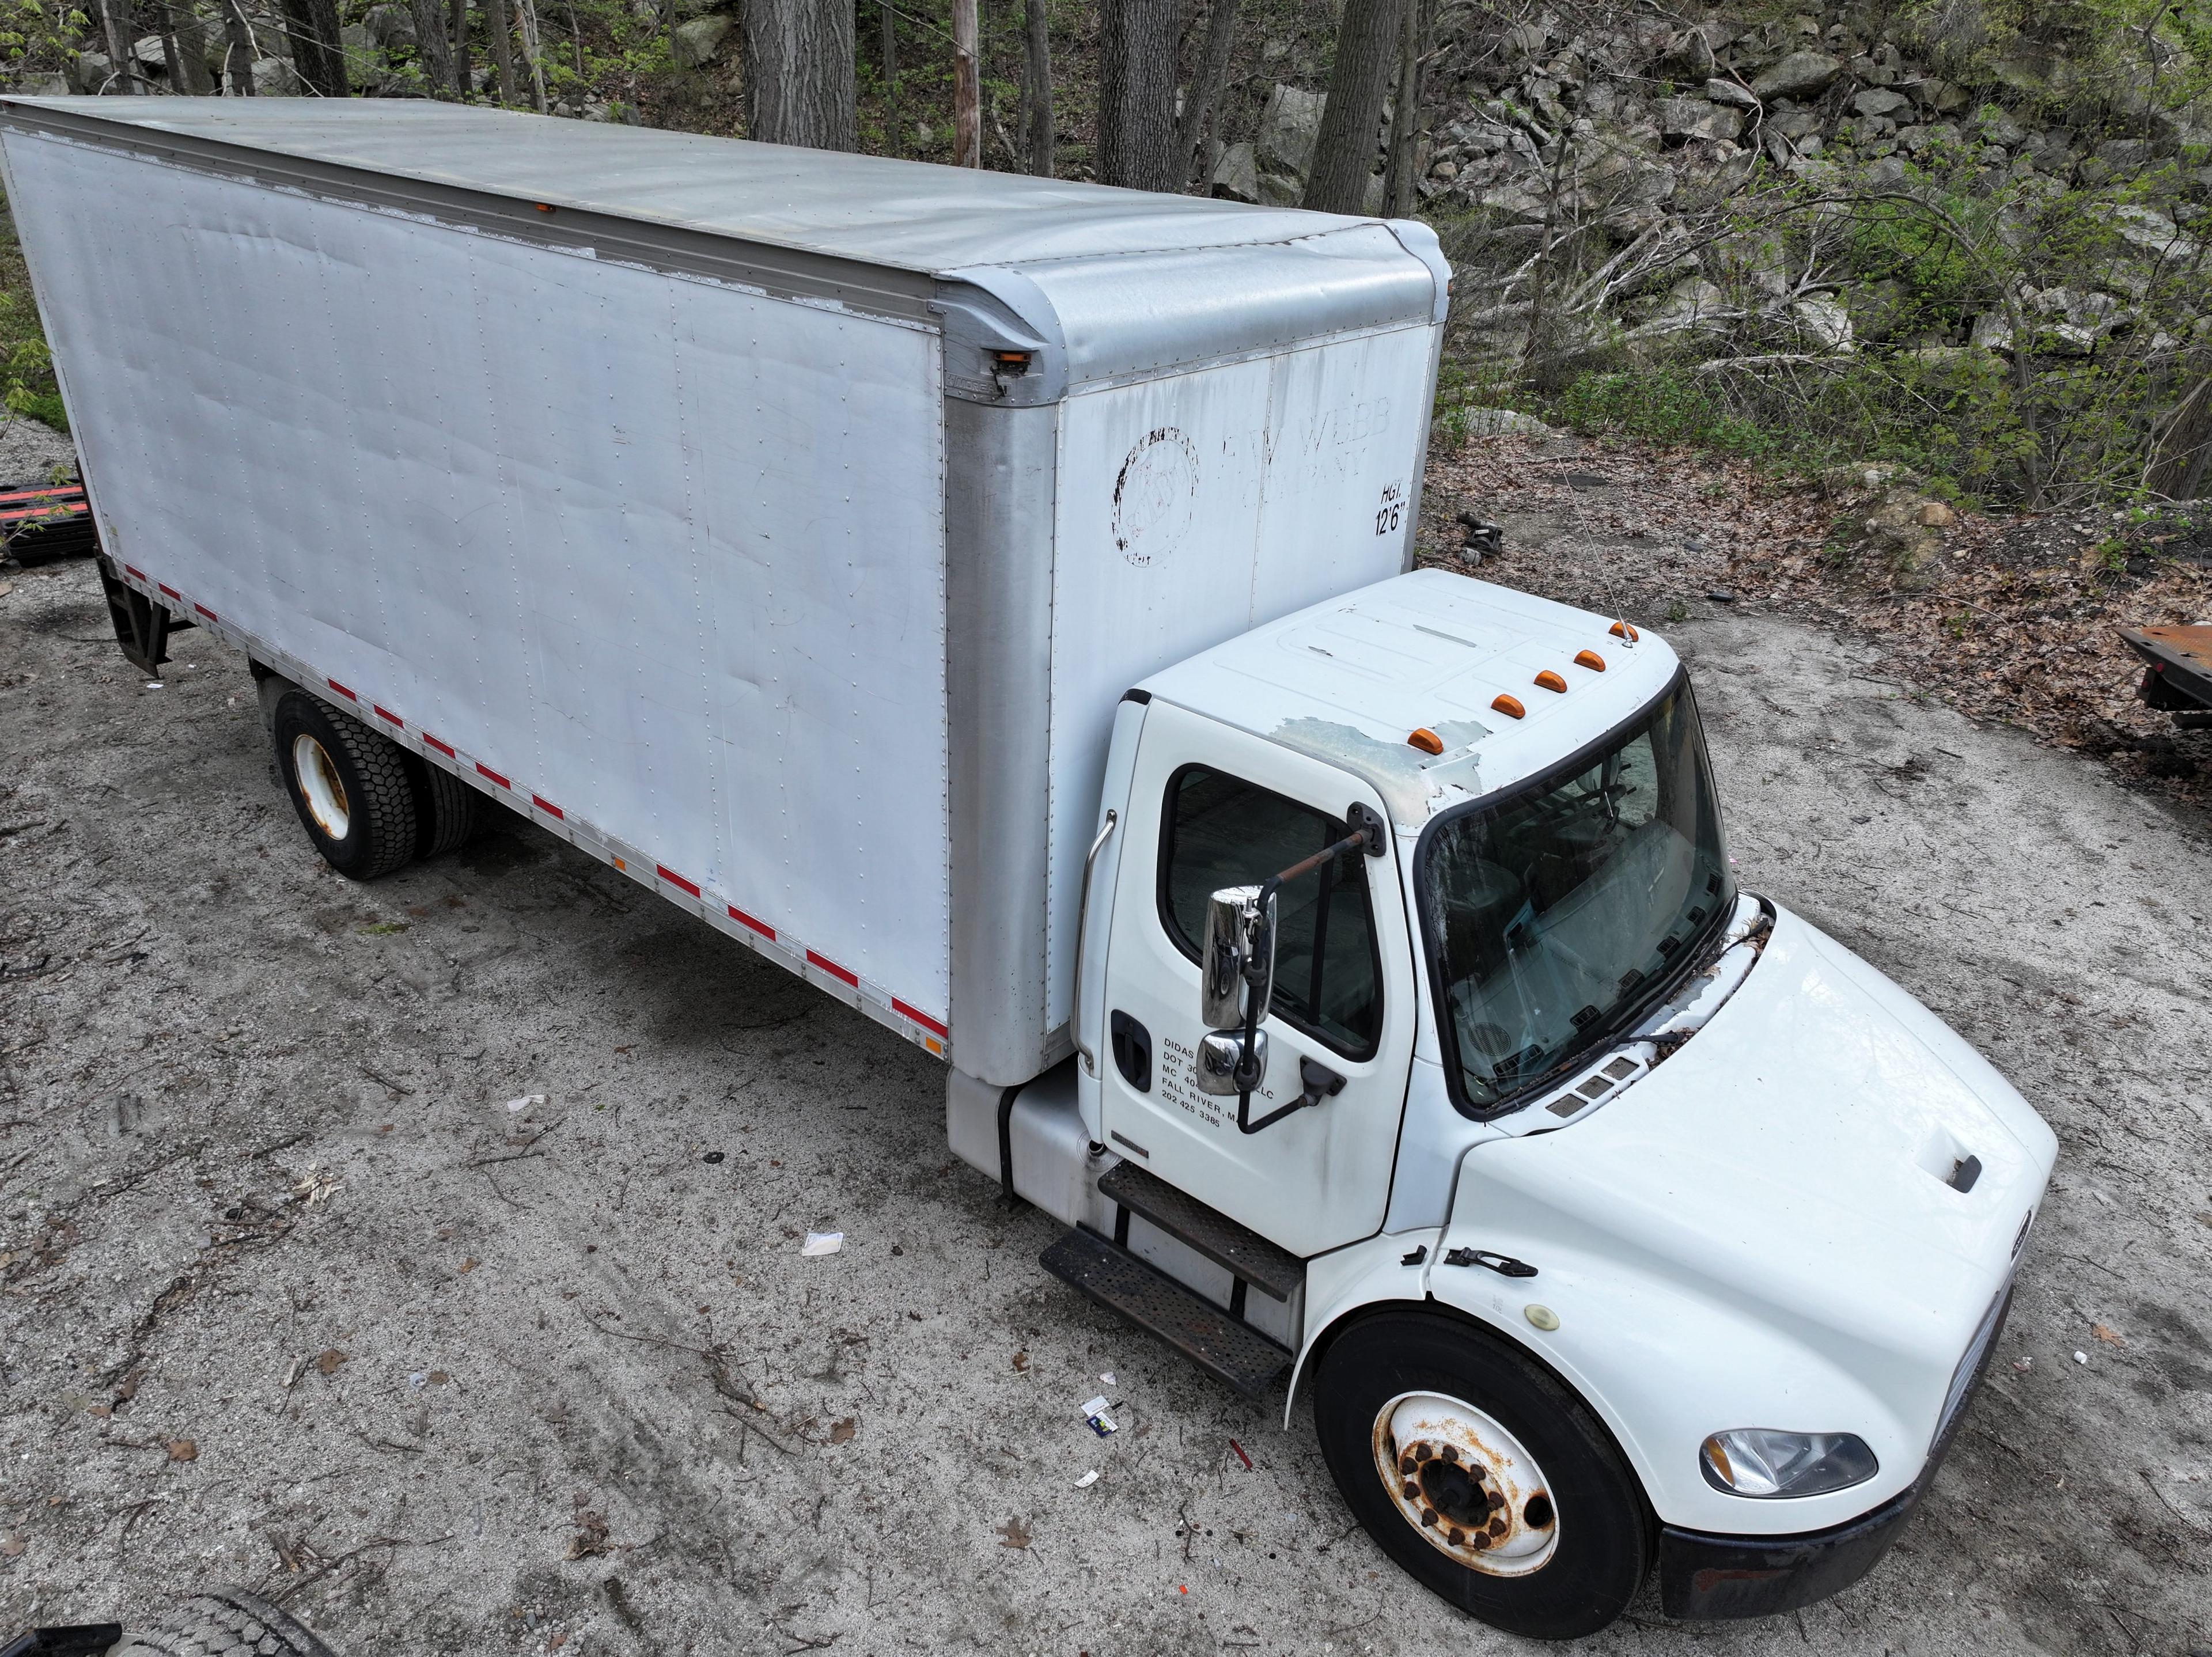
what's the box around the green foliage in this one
[1548,366,1793,462]
[0,255,64,435]
[0,0,89,73]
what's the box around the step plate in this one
[1097,1160,1303,1301]
[1040,1227,1290,1399]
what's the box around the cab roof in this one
[1137,570,1682,829]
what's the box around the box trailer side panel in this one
[1038,321,1435,1032]
[3,127,954,1032]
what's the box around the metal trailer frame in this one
[0,98,1448,1086]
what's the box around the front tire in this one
[272,690,418,880]
[1312,1309,1652,1641]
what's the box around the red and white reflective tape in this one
[106,562,952,1059]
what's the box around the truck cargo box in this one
[0,98,1447,1083]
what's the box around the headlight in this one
[1699,1429,1878,1498]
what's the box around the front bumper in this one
[1659,1285,2014,1620]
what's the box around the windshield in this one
[1419,680,1733,1112]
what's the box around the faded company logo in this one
[1112,426,1199,566]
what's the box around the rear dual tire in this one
[1312,1309,1653,1641]
[272,689,476,880]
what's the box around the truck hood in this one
[1437,905,2057,1525]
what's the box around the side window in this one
[1158,765,1382,1059]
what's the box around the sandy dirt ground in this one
[3,505,2211,1655]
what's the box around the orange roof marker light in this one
[1491,694,1525,720]
[1608,620,1639,642]
[1533,669,1569,693]
[1574,649,1606,672]
[1407,727,1445,755]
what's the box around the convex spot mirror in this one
[1201,884,1277,1031]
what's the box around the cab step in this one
[1039,1227,1291,1398]
[1097,1160,1303,1302]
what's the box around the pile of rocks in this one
[1210,1,2209,375]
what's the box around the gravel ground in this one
[3,545,2210,1656]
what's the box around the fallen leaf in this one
[2092,1322,2124,1345]
[1012,1350,1029,1372]
[996,1516,1031,1550]
[429,1371,450,1385]
[0,1534,22,1558]
[829,1418,857,1444]
[316,1348,348,1375]
[166,1439,198,1462]
[459,1258,478,1274]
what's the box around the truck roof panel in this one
[1138,570,1684,828]
[0,98,1445,393]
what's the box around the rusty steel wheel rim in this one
[292,733,351,840]
[1370,1390,1560,1576]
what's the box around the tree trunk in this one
[516,0,548,110]
[279,0,349,94]
[1020,0,1052,175]
[878,0,893,79]
[221,0,256,91]
[743,0,858,150]
[450,0,473,96]
[99,0,137,90]
[1382,0,1426,216]
[410,0,454,92]
[172,2,218,92]
[158,1,186,89]
[952,0,979,166]
[1172,0,1235,189]
[482,0,515,100]
[1097,0,1180,189]
[2147,373,2212,499]
[1304,0,1406,213]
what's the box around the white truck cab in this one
[9,96,2054,1641]
[961,568,2055,1638]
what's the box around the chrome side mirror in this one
[1195,1027,1268,1096]
[1200,885,1277,1030]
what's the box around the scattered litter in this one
[1082,1396,1118,1437]
[145,681,162,689]
[1229,1439,1251,1470]
[1099,1371,1115,1386]
[505,1093,546,1114]
[2092,1322,2124,1345]
[1706,589,1737,604]
[996,1516,1031,1549]
[800,1231,843,1257]
[2073,1351,2089,1365]
[408,1371,428,1390]
[458,1257,479,1274]
[701,1151,725,1164]
[2013,1356,2033,1372]
[290,1165,340,1206]
[1012,1350,1029,1372]
[281,1355,308,1389]
[316,1348,348,1376]
[166,1439,197,1462]
[1074,1470,1099,1489]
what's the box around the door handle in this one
[1109,1011,1152,1091]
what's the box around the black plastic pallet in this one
[1040,1226,1290,1398]
[1097,1159,1304,1301]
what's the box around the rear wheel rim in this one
[1371,1389,1560,1576]
[292,734,350,840]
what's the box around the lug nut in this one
[1421,1508,1438,1527]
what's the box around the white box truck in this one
[1,98,2055,1639]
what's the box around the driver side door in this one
[1097,699,1416,1257]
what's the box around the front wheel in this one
[1312,1309,1652,1641]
